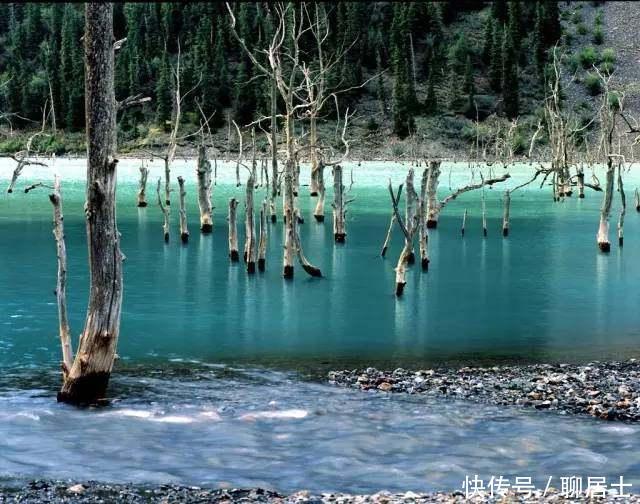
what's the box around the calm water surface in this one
[1,159,639,492]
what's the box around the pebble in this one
[327,360,640,423]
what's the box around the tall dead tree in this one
[58,3,123,405]
[244,169,257,273]
[418,167,429,270]
[425,161,442,228]
[228,2,322,279]
[137,163,149,207]
[402,168,418,263]
[258,199,268,271]
[196,145,213,232]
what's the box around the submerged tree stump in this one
[245,173,256,273]
[177,177,189,243]
[597,159,615,253]
[228,198,239,262]
[157,178,170,243]
[136,164,149,207]
[502,190,511,237]
[425,161,442,228]
[196,145,213,233]
[258,200,267,272]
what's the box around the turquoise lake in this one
[1,158,639,493]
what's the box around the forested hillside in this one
[0,2,604,157]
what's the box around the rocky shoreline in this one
[328,360,640,422]
[2,481,639,503]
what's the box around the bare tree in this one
[177,176,189,243]
[58,4,123,405]
[196,145,213,233]
[157,178,170,243]
[136,162,149,207]
[228,198,239,262]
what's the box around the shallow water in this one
[1,158,640,492]
[2,364,640,494]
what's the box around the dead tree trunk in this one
[380,212,397,258]
[577,165,585,199]
[258,199,267,272]
[270,78,278,223]
[426,161,442,228]
[164,157,171,205]
[58,3,123,405]
[482,189,488,237]
[461,209,467,236]
[597,158,615,252]
[283,161,296,278]
[49,175,73,379]
[388,181,416,297]
[157,178,170,243]
[245,171,256,273]
[332,164,346,242]
[313,160,326,222]
[634,188,639,212]
[309,113,320,196]
[502,190,511,237]
[137,164,149,207]
[402,168,417,264]
[177,176,189,243]
[228,198,239,261]
[196,145,213,233]
[617,163,626,247]
[418,167,429,271]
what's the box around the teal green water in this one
[1,160,639,370]
[2,159,640,493]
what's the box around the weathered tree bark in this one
[634,187,639,212]
[258,199,267,272]
[164,157,171,205]
[597,158,615,252]
[49,175,73,379]
[313,160,326,222]
[309,113,320,196]
[269,78,278,223]
[244,172,256,273]
[617,163,626,247]
[577,165,585,199]
[332,164,346,242]
[293,212,322,277]
[228,198,239,261]
[156,178,170,243]
[425,161,442,228]
[502,190,511,237]
[388,181,415,297]
[177,176,189,243]
[402,168,417,264]
[136,164,149,207]
[283,164,296,278]
[418,167,429,271]
[196,145,213,233]
[58,3,123,405]
[461,208,467,237]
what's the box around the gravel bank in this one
[328,360,640,422]
[1,481,639,503]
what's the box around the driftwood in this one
[196,145,213,233]
[177,176,189,243]
[228,198,239,262]
[137,164,149,207]
[58,4,123,405]
[156,178,170,243]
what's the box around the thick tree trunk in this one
[177,176,189,243]
[558,165,572,197]
[270,79,278,223]
[313,161,326,222]
[258,200,267,272]
[136,165,148,207]
[157,178,170,243]
[426,161,441,228]
[502,190,511,237]
[597,159,615,252]
[49,175,73,379]
[196,145,213,233]
[58,3,123,405]
[244,173,256,273]
[402,169,417,264]
[283,163,296,278]
[228,198,239,262]
[395,248,409,297]
[332,165,346,242]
